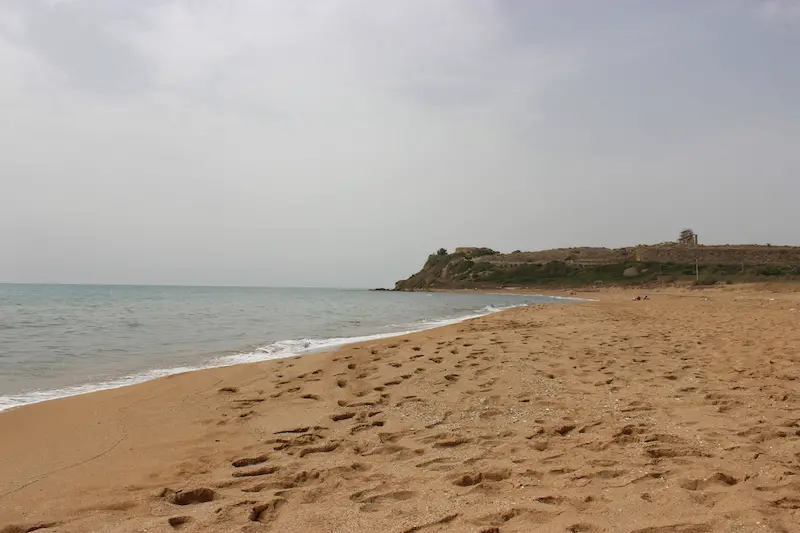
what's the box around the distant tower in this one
[678,229,697,246]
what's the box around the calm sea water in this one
[0,284,569,411]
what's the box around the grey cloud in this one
[2,1,800,287]
[2,1,155,94]
[760,0,800,24]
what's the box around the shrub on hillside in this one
[452,259,474,274]
[471,262,494,273]
[471,248,499,257]
[693,275,718,286]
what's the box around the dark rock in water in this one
[370,288,390,291]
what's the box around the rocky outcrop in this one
[394,254,468,291]
[623,266,641,277]
[634,244,800,265]
[394,243,800,290]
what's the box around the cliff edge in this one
[395,244,800,290]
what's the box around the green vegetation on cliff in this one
[394,248,800,291]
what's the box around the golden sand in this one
[1,288,799,532]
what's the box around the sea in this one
[0,284,571,412]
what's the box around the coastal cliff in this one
[395,243,800,290]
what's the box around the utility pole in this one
[695,257,699,281]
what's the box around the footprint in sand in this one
[232,466,280,478]
[299,442,340,458]
[474,508,555,529]
[231,455,269,468]
[249,498,286,524]
[232,398,265,408]
[450,469,511,487]
[679,472,738,491]
[349,486,417,512]
[431,436,471,448]
[567,523,598,532]
[1,522,61,533]
[167,516,192,529]
[161,488,216,506]
[350,420,384,434]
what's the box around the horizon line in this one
[0,282,379,290]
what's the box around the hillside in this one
[394,243,800,290]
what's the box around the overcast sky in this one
[2,1,800,287]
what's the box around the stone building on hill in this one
[678,229,699,246]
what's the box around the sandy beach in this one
[1,288,799,533]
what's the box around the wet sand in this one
[1,288,799,533]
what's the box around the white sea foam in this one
[548,295,598,302]
[0,366,197,413]
[0,300,542,413]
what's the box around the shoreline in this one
[0,295,570,415]
[3,286,798,532]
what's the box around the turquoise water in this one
[0,284,569,411]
